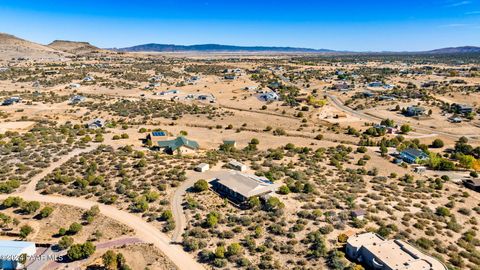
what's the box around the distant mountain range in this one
[425,46,480,54]
[114,43,480,54]
[114,43,337,53]
[1,33,479,58]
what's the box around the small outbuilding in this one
[351,209,366,220]
[195,163,210,172]
[228,160,248,172]
[414,166,427,174]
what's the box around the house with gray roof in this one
[210,171,280,207]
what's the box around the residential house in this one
[69,95,86,105]
[346,233,447,270]
[362,91,374,98]
[449,117,462,123]
[451,103,473,115]
[69,83,81,89]
[209,171,280,206]
[2,97,21,106]
[268,81,281,90]
[368,81,383,88]
[383,84,395,90]
[405,106,425,117]
[186,76,201,84]
[0,241,36,270]
[155,136,199,155]
[334,83,350,91]
[157,90,180,96]
[224,75,237,80]
[222,140,237,148]
[414,166,427,174]
[87,118,105,129]
[351,209,366,220]
[44,70,59,75]
[83,75,95,82]
[378,95,396,101]
[399,148,428,164]
[463,179,480,192]
[244,86,258,91]
[259,91,279,102]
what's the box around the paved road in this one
[272,70,479,142]
[1,145,205,270]
[325,93,479,142]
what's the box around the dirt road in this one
[0,145,205,270]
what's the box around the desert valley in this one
[0,31,479,270]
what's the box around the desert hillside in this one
[48,39,104,54]
[0,33,70,61]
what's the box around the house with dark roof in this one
[69,95,86,105]
[405,106,425,117]
[155,136,199,155]
[451,103,473,115]
[399,148,428,164]
[87,118,105,129]
[463,179,480,192]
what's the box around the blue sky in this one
[0,0,479,51]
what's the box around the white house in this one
[346,233,447,270]
[83,75,95,82]
[259,92,279,102]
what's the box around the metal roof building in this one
[210,171,280,206]
[156,136,199,154]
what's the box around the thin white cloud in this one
[445,0,472,7]
[465,10,480,14]
[440,23,470,27]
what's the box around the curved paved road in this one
[326,94,479,141]
[273,70,479,142]
[1,145,205,270]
